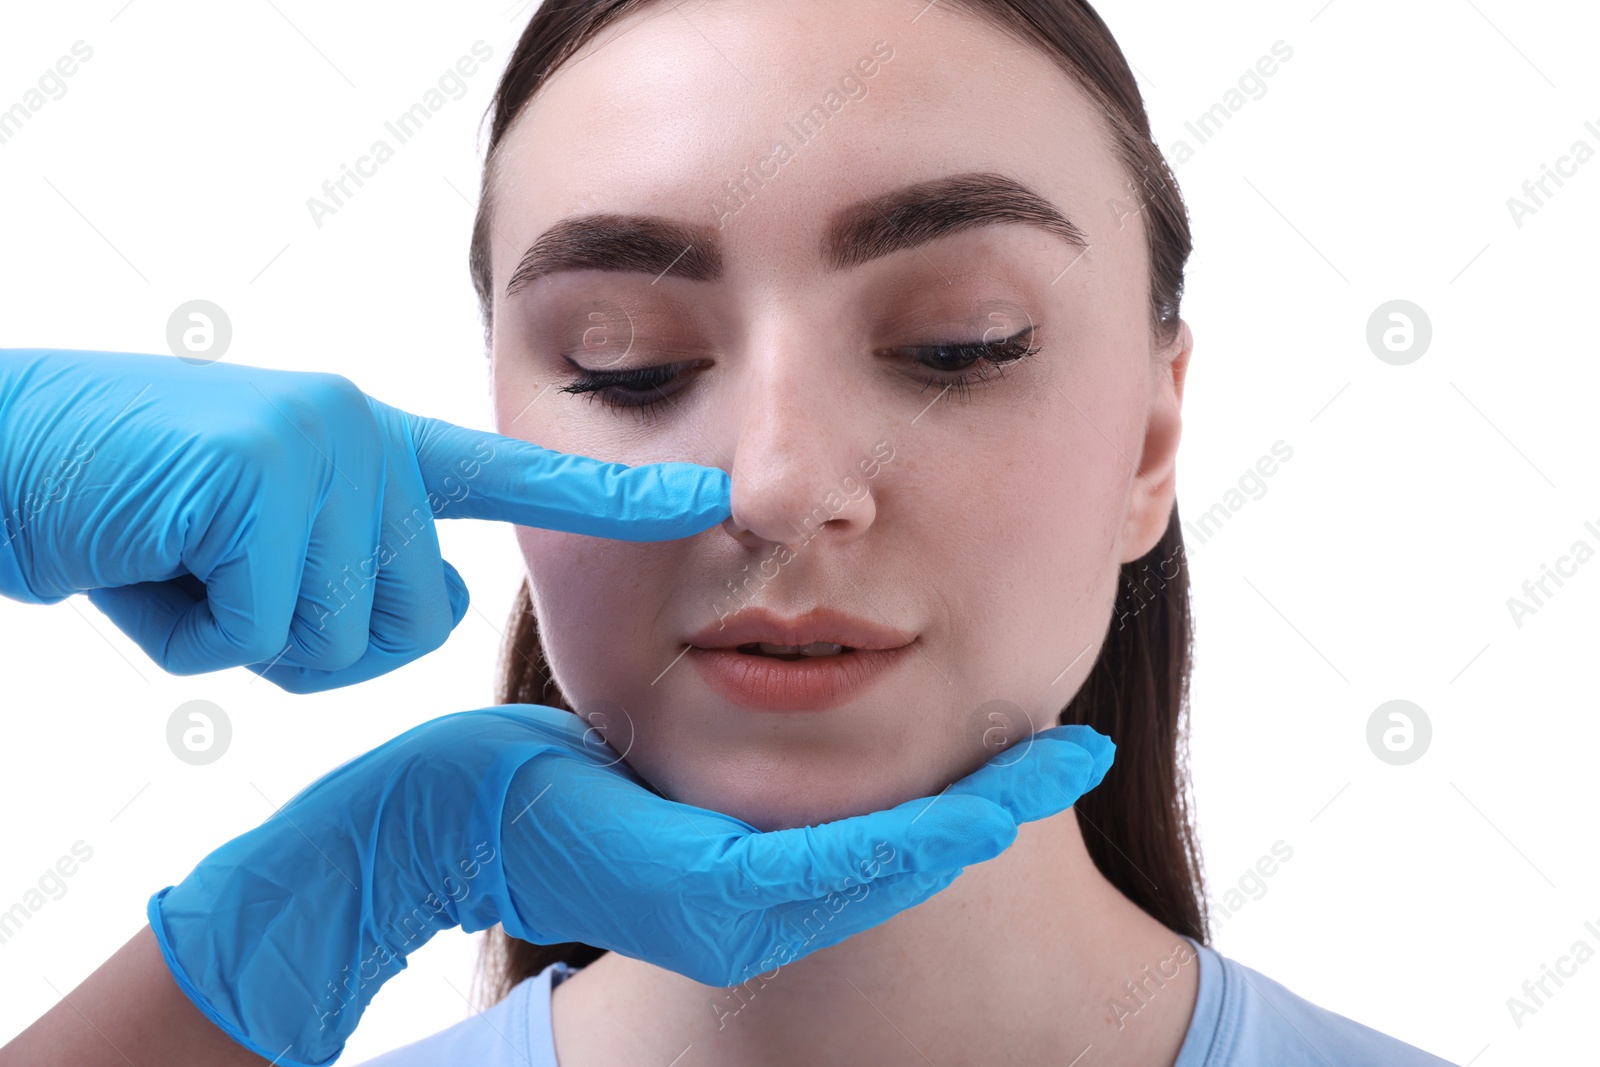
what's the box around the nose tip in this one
[720,464,877,551]
[710,346,889,553]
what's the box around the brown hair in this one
[470,0,1206,1006]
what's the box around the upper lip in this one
[689,607,913,651]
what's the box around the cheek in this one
[926,372,1142,718]
[515,526,673,701]
[490,345,543,439]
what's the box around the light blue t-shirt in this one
[357,937,1460,1065]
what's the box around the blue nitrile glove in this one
[148,702,1115,1066]
[0,348,728,691]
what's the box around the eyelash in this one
[558,325,1042,420]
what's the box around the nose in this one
[717,350,879,553]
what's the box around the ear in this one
[1119,318,1193,563]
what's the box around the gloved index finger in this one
[725,792,1018,909]
[400,407,731,541]
[943,725,1116,826]
[713,728,1115,908]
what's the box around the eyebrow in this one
[504,171,1088,296]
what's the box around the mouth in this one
[733,641,857,660]
[688,644,910,711]
[687,607,915,711]
[688,606,912,653]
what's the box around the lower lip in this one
[687,645,912,711]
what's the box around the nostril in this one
[720,512,759,546]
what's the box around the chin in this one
[624,741,940,833]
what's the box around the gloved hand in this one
[148,702,1115,1066]
[0,348,728,691]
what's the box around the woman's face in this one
[488,0,1188,831]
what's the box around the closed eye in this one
[557,324,1041,419]
[890,325,1041,397]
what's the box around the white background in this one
[1,1,1596,1063]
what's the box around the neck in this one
[551,807,1201,1067]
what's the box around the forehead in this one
[490,0,1133,286]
